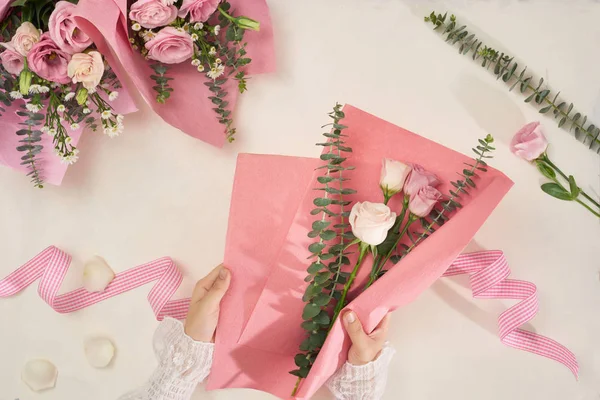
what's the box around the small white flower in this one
[129,37,135,44]
[183,23,189,31]
[65,136,73,144]
[197,65,205,72]
[38,86,50,93]
[162,0,176,4]
[214,25,221,35]
[215,58,222,64]
[209,46,216,56]
[41,126,49,133]
[9,91,22,99]
[83,108,92,114]
[133,45,138,50]
[49,128,57,136]
[108,91,119,101]
[116,114,124,123]
[101,110,112,120]
[88,86,97,94]
[191,33,198,41]
[64,92,76,101]
[26,103,42,113]
[141,30,156,42]
[28,84,41,94]
[61,151,79,165]
[50,82,60,89]
[70,123,79,130]
[206,64,225,80]
[132,23,141,31]
[191,59,200,66]
[57,104,66,113]
[194,23,203,30]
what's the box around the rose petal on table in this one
[84,337,116,368]
[83,256,115,292]
[21,359,58,392]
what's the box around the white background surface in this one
[1,1,599,399]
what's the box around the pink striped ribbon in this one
[0,246,190,320]
[442,250,578,378]
[0,247,577,377]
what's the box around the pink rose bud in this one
[129,0,178,29]
[28,33,71,84]
[145,27,194,64]
[408,186,442,218]
[403,163,440,196]
[9,22,41,56]
[68,51,105,90]
[349,201,397,246]
[178,0,220,23]
[510,122,548,161]
[49,1,93,54]
[0,42,25,75]
[379,159,411,198]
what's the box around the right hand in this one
[343,311,391,365]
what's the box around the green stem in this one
[364,213,417,290]
[217,6,235,22]
[575,199,600,218]
[330,243,369,328]
[541,154,600,209]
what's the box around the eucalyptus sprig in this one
[150,63,173,104]
[15,104,45,188]
[290,104,356,395]
[425,11,600,154]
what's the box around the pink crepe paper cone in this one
[74,0,275,147]
[207,105,514,398]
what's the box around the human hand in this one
[343,311,391,365]
[184,265,231,343]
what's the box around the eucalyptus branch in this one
[291,104,356,395]
[15,106,45,188]
[425,11,600,154]
[150,63,173,104]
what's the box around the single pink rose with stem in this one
[408,186,442,218]
[145,27,194,64]
[178,0,220,23]
[49,1,93,54]
[129,0,178,29]
[68,51,105,90]
[511,122,600,218]
[28,33,71,84]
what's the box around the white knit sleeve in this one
[118,317,214,400]
[326,346,396,400]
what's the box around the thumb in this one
[343,311,368,347]
[204,267,231,306]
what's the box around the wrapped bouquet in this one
[0,0,133,187]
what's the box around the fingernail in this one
[219,268,229,279]
[345,312,355,323]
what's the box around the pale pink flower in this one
[510,122,548,161]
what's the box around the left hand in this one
[184,265,231,343]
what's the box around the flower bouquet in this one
[72,0,275,147]
[205,105,515,398]
[0,0,135,187]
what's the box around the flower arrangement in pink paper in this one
[128,0,260,142]
[290,104,497,394]
[0,0,126,187]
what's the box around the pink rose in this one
[409,186,442,218]
[0,43,25,75]
[68,51,105,90]
[178,0,220,23]
[129,0,178,29]
[10,22,41,56]
[49,1,93,54]
[403,163,440,196]
[349,201,396,246]
[510,122,548,161]
[28,33,71,84]
[145,27,193,64]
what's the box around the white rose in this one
[349,201,396,246]
[67,51,105,90]
[10,22,41,56]
[380,158,411,198]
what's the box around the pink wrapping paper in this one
[208,105,514,398]
[74,0,275,148]
[0,0,137,185]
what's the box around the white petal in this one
[84,337,115,368]
[83,256,115,293]
[22,359,58,392]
